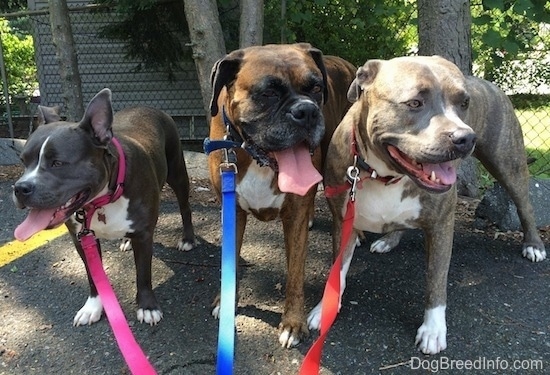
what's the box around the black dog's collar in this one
[204,107,278,171]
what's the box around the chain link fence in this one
[1,2,549,175]
[1,0,207,147]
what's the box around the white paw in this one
[522,246,547,262]
[73,296,103,326]
[137,308,163,325]
[119,239,132,251]
[306,302,323,331]
[370,238,393,253]
[279,329,300,348]
[211,305,220,319]
[415,306,447,354]
[177,240,194,251]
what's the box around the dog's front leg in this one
[415,219,454,354]
[68,224,104,327]
[278,194,316,348]
[307,211,358,332]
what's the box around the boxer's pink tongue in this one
[274,146,322,196]
[14,208,56,241]
[422,162,457,185]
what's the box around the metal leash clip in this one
[346,155,360,201]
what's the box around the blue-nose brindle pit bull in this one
[307,55,546,354]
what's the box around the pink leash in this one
[78,138,157,375]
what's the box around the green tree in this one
[0,18,37,105]
[264,0,417,66]
[471,0,550,90]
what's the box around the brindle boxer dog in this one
[207,43,356,347]
[307,55,546,354]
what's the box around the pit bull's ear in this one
[36,105,62,125]
[347,60,382,102]
[209,50,244,117]
[301,44,329,104]
[79,88,114,147]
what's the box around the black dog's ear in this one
[347,59,382,103]
[36,105,62,125]
[78,88,114,146]
[300,44,329,104]
[209,50,244,117]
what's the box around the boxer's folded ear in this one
[210,51,244,116]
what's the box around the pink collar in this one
[81,137,126,229]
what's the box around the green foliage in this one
[0,18,37,103]
[471,0,550,88]
[263,0,417,66]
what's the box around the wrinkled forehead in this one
[235,47,322,90]
[375,57,467,101]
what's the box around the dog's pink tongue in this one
[14,208,56,241]
[274,146,322,196]
[422,162,457,185]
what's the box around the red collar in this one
[325,129,402,198]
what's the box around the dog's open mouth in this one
[14,189,91,241]
[387,145,456,193]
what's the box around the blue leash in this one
[205,138,238,375]
[217,167,237,375]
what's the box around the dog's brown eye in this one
[51,160,63,168]
[262,89,278,98]
[311,85,322,94]
[406,99,423,109]
[461,98,470,109]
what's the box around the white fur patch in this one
[69,187,134,240]
[522,246,547,262]
[237,163,285,212]
[137,308,163,325]
[353,178,421,233]
[279,329,300,348]
[415,305,447,354]
[73,296,103,326]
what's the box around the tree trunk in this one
[48,0,84,121]
[418,0,472,75]
[183,0,226,118]
[239,0,264,48]
[418,0,478,198]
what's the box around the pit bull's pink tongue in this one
[273,146,322,196]
[14,208,56,241]
[422,162,457,185]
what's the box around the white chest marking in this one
[237,163,285,212]
[69,188,134,240]
[352,177,421,233]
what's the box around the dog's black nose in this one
[14,181,35,197]
[450,129,476,154]
[288,101,320,129]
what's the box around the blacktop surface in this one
[0,137,549,374]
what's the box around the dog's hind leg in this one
[475,142,546,262]
[166,152,195,251]
[370,230,405,253]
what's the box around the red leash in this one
[78,138,156,375]
[300,190,356,374]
